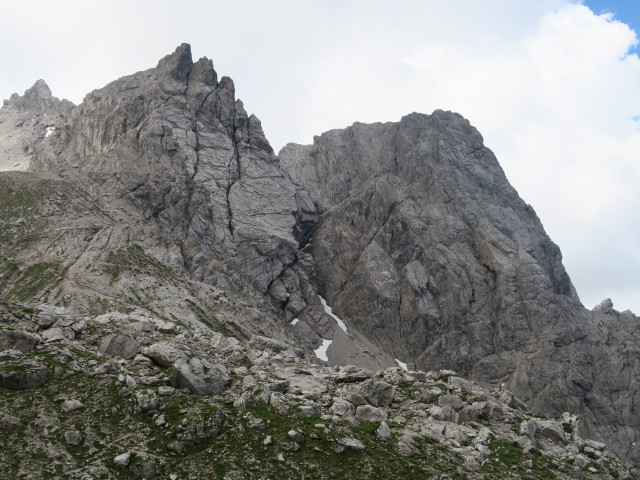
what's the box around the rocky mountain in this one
[0,43,639,478]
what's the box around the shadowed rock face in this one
[2,44,639,465]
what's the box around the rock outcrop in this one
[0,79,73,171]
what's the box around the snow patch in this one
[290,318,299,325]
[396,359,408,371]
[314,339,332,362]
[45,126,55,138]
[319,296,348,335]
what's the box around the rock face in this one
[279,114,640,464]
[0,79,73,171]
[280,112,578,373]
[1,43,639,468]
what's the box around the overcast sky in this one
[1,0,638,313]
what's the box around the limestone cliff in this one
[1,44,639,469]
[279,112,640,464]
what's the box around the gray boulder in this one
[64,430,83,446]
[0,361,48,390]
[0,329,40,353]
[355,405,388,423]
[170,357,230,395]
[99,333,141,360]
[537,420,568,445]
[357,378,396,407]
[142,342,186,368]
[376,421,392,442]
[338,437,366,451]
[62,399,85,413]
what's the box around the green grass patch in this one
[5,261,61,302]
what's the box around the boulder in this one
[170,357,230,395]
[41,327,74,343]
[355,405,388,423]
[0,329,40,353]
[62,399,85,413]
[288,430,305,443]
[537,420,568,445]
[142,342,186,368]
[334,365,373,383]
[376,421,392,442]
[357,378,396,407]
[519,419,538,446]
[338,437,366,451]
[0,349,24,362]
[99,333,141,360]
[0,361,48,390]
[438,394,465,411]
[114,452,131,467]
[395,431,421,457]
[331,399,354,417]
[64,430,83,446]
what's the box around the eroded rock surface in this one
[1,43,639,470]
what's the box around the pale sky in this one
[1,0,638,313]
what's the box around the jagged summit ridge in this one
[1,44,639,471]
[0,78,73,171]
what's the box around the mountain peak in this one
[156,43,193,82]
[3,79,54,111]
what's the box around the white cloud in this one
[0,0,638,312]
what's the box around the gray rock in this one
[0,329,40,353]
[142,342,185,368]
[334,365,373,383]
[168,441,185,455]
[574,454,590,469]
[288,430,304,443]
[376,421,392,442]
[520,419,538,446]
[395,431,421,457]
[355,405,388,423]
[136,392,160,413]
[114,452,131,467]
[64,430,83,446]
[0,349,24,362]
[41,327,74,343]
[438,394,465,411]
[0,361,48,390]
[297,405,320,418]
[62,399,85,413]
[170,357,230,396]
[357,378,396,407]
[99,333,141,360]
[331,399,354,417]
[158,386,175,397]
[537,420,568,445]
[338,437,366,451]
[175,411,225,445]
